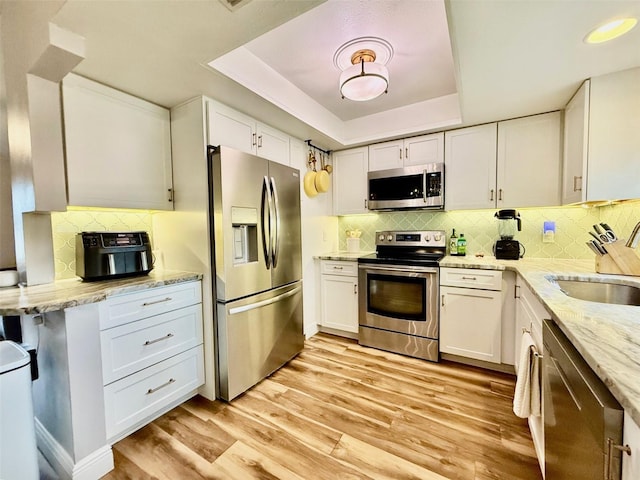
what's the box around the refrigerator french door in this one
[208,145,303,401]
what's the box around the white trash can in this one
[0,341,39,480]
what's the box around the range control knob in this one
[434,233,442,241]
[423,234,431,242]
[378,234,385,242]
[387,234,393,241]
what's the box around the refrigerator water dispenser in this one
[231,207,258,265]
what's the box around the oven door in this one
[358,264,439,339]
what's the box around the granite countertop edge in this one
[315,251,375,261]
[0,270,203,315]
[442,255,640,426]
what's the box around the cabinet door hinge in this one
[168,188,174,202]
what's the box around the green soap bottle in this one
[457,233,466,256]
[449,229,458,256]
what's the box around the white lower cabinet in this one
[320,260,359,335]
[104,347,204,440]
[439,268,502,363]
[100,281,204,442]
[515,275,548,475]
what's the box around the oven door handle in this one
[360,265,439,275]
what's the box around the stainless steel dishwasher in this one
[543,319,630,480]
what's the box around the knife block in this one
[595,240,640,276]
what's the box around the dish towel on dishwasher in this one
[513,331,541,418]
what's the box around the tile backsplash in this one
[50,201,640,279]
[338,201,640,259]
[51,209,153,280]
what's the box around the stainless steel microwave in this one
[368,163,444,211]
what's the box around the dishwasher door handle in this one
[606,438,632,480]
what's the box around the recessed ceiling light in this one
[585,17,638,44]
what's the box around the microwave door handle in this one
[422,169,427,203]
[261,176,272,269]
[270,176,280,268]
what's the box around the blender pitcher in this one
[495,209,521,239]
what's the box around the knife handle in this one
[626,222,640,249]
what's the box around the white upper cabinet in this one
[445,123,498,210]
[333,147,368,215]
[62,73,173,210]
[564,67,640,203]
[562,80,589,204]
[445,113,561,211]
[256,123,290,165]
[368,132,444,171]
[206,99,290,165]
[404,132,444,166]
[497,111,562,209]
[206,100,255,154]
[368,139,404,171]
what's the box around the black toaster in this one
[76,231,154,281]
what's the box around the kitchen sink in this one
[554,278,640,306]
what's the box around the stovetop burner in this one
[357,230,447,266]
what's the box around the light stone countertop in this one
[315,251,375,261]
[0,270,202,315]
[442,255,640,426]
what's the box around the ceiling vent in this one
[218,0,252,12]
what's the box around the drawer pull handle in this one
[146,378,176,395]
[333,266,344,270]
[143,333,174,346]
[461,276,477,280]
[142,297,172,307]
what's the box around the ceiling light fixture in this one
[339,49,388,101]
[334,37,393,102]
[585,17,638,44]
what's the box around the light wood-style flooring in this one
[103,333,542,480]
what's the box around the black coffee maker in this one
[494,209,525,259]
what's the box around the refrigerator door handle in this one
[228,285,302,315]
[261,176,272,269]
[270,176,280,268]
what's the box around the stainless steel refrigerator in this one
[207,145,303,401]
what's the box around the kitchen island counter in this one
[0,270,202,315]
[441,255,640,426]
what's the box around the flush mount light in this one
[585,17,638,44]
[339,49,389,101]
[334,37,393,102]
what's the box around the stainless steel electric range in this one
[357,230,446,362]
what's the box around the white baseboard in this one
[35,418,114,480]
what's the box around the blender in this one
[494,209,525,259]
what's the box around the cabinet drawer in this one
[104,345,204,440]
[100,281,202,329]
[101,304,203,385]
[440,267,502,290]
[321,260,358,277]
